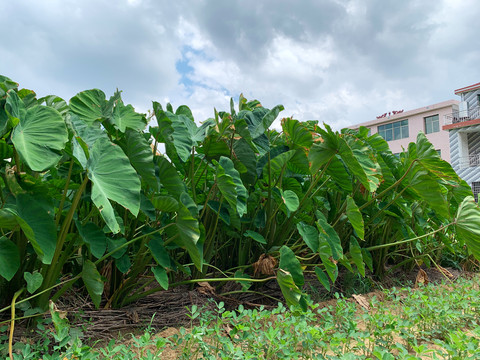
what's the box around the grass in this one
[2,275,480,359]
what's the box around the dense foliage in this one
[1,75,480,315]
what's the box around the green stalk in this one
[358,159,417,211]
[37,175,89,308]
[219,290,282,303]
[190,147,196,203]
[199,183,217,219]
[365,223,452,252]
[204,196,223,265]
[13,149,21,175]
[265,151,272,231]
[49,222,175,303]
[0,278,74,314]
[55,160,74,227]
[278,160,332,240]
[8,289,24,360]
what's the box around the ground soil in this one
[3,265,472,351]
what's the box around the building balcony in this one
[444,106,480,126]
[459,153,480,168]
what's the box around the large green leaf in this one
[155,156,187,199]
[308,125,338,174]
[243,230,266,244]
[257,146,289,178]
[147,236,171,268]
[0,208,18,229]
[297,222,319,252]
[0,109,9,137]
[152,266,169,290]
[174,205,202,270]
[82,260,104,309]
[316,211,343,260]
[315,213,339,283]
[282,117,313,149]
[456,196,480,260]
[208,201,231,225]
[119,130,157,189]
[407,166,448,218]
[414,132,460,181]
[70,113,109,150]
[38,95,69,116]
[152,103,194,163]
[346,196,364,240]
[349,236,365,277]
[12,194,56,264]
[0,236,20,281]
[281,189,299,213]
[201,134,231,160]
[217,156,248,217]
[287,149,311,175]
[151,195,179,212]
[69,89,109,125]
[0,76,18,98]
[10,102,68,171]
[314,267,331,291]
[87,138,141,233]
[76,221,107,259]
[279,245,304,287]
[107,238,127,259]
[276,269,307,311]
[338,136,380,192]
[5,90,26,124]
[326,156,353,191]
[262,150,296,181]
[111,100,146,132]
[250,105,284,139]
[233,138,258,185]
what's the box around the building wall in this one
[460,88,480,108]
[351,100,458,162]
[448,124,480,187]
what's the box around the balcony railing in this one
[459,153,480,168]
[444,105,480,125]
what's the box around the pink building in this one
[350,100,459,162]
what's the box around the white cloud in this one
[1,0,479,131]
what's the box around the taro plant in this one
[1,74,480,316]
[0,76,202,314]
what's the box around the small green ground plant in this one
[2,275,480,359]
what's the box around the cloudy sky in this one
[1,0,479,130]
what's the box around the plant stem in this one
[365,223,452,252]
[9,288,23,360]
[358,159,417,211]
[55,160,74,227]
[49,223,175,304]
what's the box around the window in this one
[436,149,441,157]
[424,115,439,134]
[473,182,480,202]
[377,120,409,141]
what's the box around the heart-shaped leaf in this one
[24,271,43,294]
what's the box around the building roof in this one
[454,82,480,95]
[350,99,459,129]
